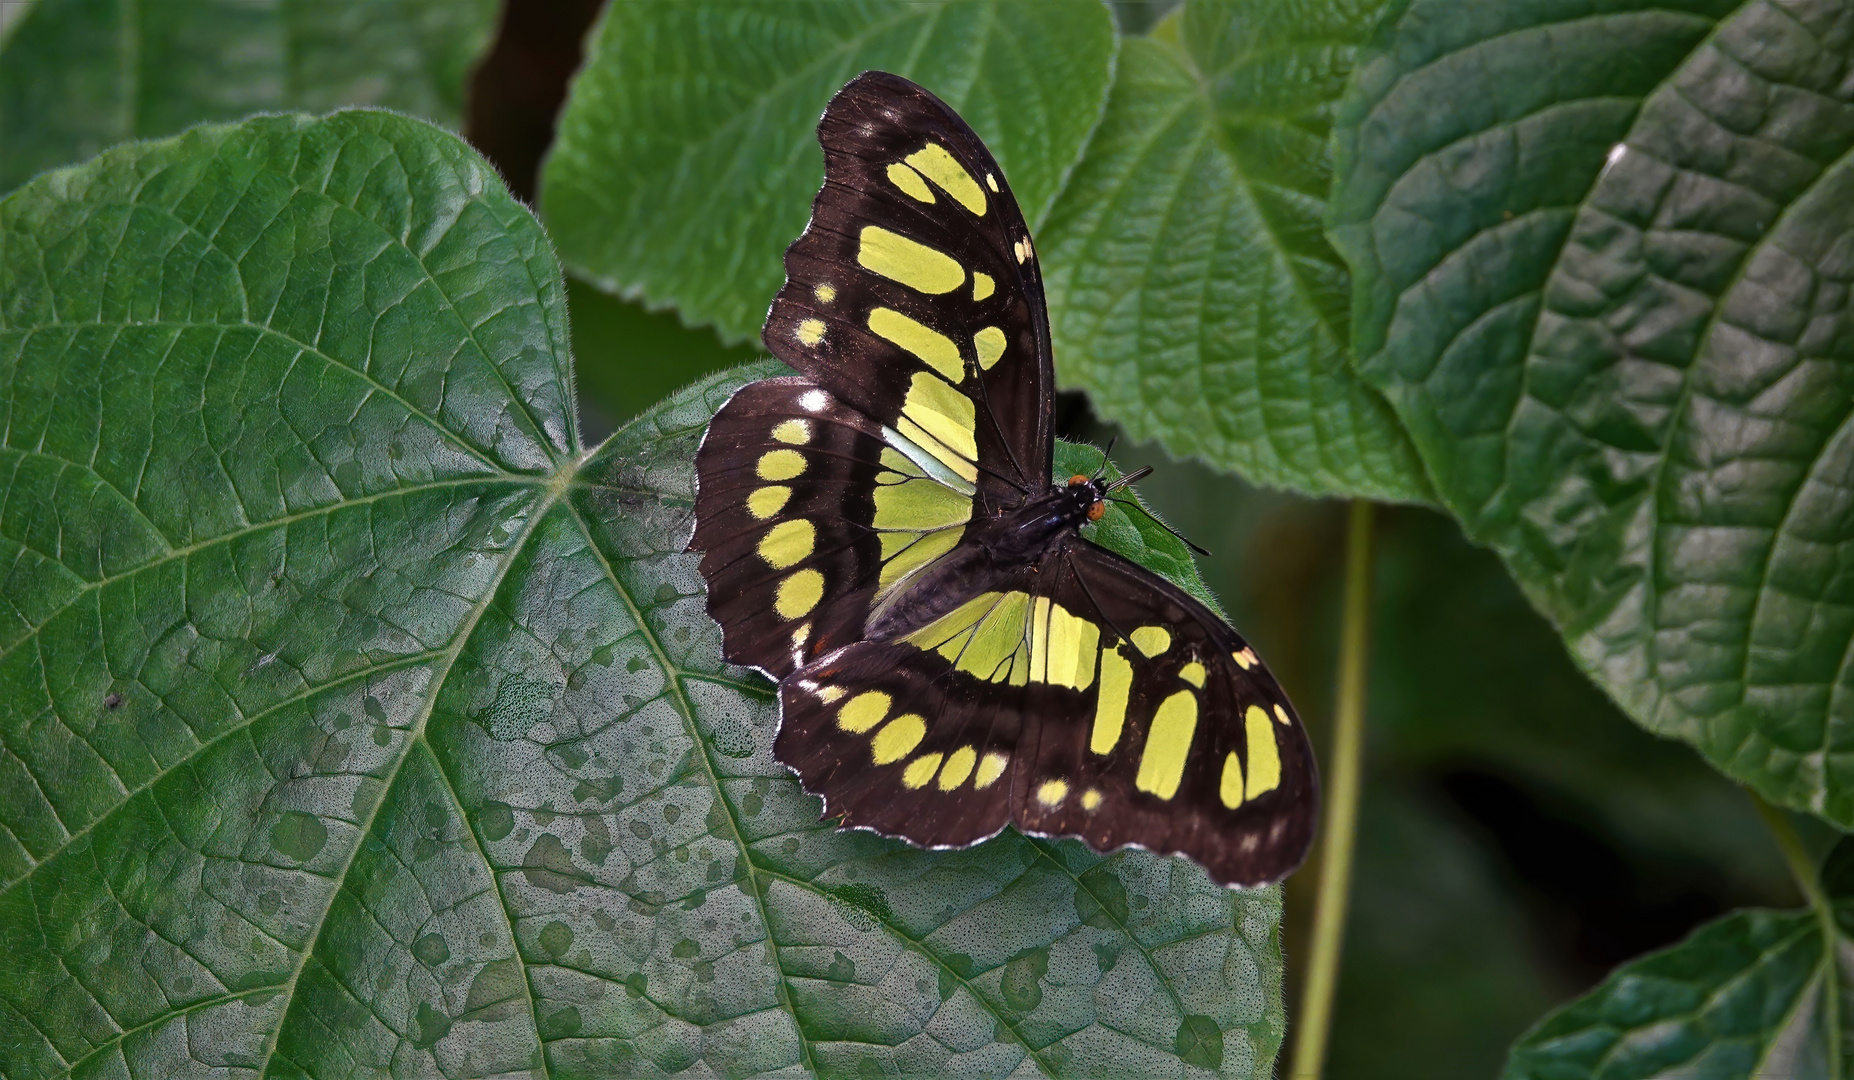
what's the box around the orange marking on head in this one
[1087,502,1105,522]
[1068,475,1090,487]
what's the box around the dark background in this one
[459,2,1817,1074]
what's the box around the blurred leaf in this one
[1369,510,1789,890]
[539,0,1116,344]
[1503,835,1854,1078]
[0,113,1284,1077]
[568,276,761,440]
[0,0,497,195]
[1328,0,1854,824]
[1333,785,1562,1080]
[1041,0,1428,502]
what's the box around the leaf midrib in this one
[13,315,520,477]
[558,489,823,1076]
[42,151,563,470]
[252,474,565,1076]
[1027,836,1192,1027]
[0,475,527,683]
[0,647,450,899]
[747,862,1065,1073]
[1165,33,1346,345]
[29,469,559,1078]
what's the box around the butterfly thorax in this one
[987,477,1109,563]
[865,478,1107,641]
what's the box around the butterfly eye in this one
[1067,474,1090,487]
[1087,501,1106,522]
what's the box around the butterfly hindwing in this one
[775,539,1316,887]
[1019,539,1318,887]
[692,377,979,679]
[762,71,1052,509]
[777,638,1032,849]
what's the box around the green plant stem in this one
[1751,791,1827,912]
[1290,499,1375,1079]
[1748,790,1839,1068]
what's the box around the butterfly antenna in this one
[1091,437,1119,481]
[1106,496,1211,557]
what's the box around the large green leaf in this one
[1084,428,1807,1074]
[0,111,1285,1078]
[538,0,1117,345]
[1039,0,1430,502]
[1504,835,1854,1077]
[1328,0,1854,822]
[0,0,498,196]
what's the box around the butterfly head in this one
[1067,474,1109,522]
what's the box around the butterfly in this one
[690,71,1317,888]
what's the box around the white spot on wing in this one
[799,390,828,412]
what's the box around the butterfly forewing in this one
[762,71,1052,509]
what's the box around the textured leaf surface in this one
[1505,835,1854,1078]
[538,0,1116,345]
[1040,0,1428,502]
[0,112,1283,1078]
[1328,0,1854,822]
[0,0,497,195]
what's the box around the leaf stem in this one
[1750,791,1826,912]
[1748,789,1840,1073]
[1290,499,1375,1079]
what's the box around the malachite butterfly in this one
[690,72,1317,888]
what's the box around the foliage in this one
[1331,0,1854,829]
[1039,0,1429,501]
[0,112,1283,1078]
[0,0,498,195]
[541,0,1117,345]
[8,0,1854,1073]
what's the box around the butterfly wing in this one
[762,71,1052,511]
[773,562,1043,850]
[691,377,978,679]
[1024,539,1319,887]
[775,541,1318,887]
